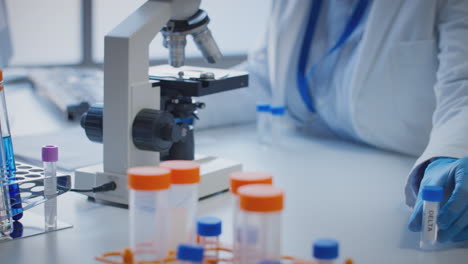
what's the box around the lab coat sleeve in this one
[194,27,272,130]
[405,0,468,207]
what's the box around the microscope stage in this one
[149,65,248,97]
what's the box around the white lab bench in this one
[0,82,467,264]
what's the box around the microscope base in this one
[74,155,241,204]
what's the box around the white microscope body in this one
[75,0,242,204]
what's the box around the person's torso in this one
[266,0,439,156]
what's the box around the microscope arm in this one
[103,0,200,175]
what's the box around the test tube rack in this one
[95,242,355,264]
[0,161,73,241]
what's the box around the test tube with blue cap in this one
[420,185,444,250]
[256,103,271,144]
[0,70,22,221]
[313,238,339,264]
[197,216,222,261]
[42,145,58,231]
[270,106,286,146]
[177,244,204,264]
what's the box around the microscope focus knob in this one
[80,104,104,143]
[161,123,188,143]
[132,109,178,152]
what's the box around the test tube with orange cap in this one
[230,172,273,239]
[160,160,201,250]
[128,166,171,262]
[234,184,284,264]
[0,70,22,221]
[230,171,274,203]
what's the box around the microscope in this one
[75,0,247,204]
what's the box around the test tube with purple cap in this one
[42,145,58,231]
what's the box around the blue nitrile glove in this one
[408,157,468,243]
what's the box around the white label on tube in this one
[421,201,438,244]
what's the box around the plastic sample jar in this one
[270,106,286,146]
[230,172,274,197]
[160,160,201,250]
[256,103,271,144]
[233,184,284,264]
[197,216,222,261]
[420,186,444,250]
[313,239,339,264]
[177,244,205,264]
[230,172,274,228]
[128,166,171,262]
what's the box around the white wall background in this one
[5,0,271,66]
[6,0,82,65]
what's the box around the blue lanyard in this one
[296,0,370,113]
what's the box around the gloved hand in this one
[408,157,468,243]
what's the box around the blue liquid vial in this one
[0,73,22,220]
[4,136,22,220]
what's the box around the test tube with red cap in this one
[160,160,201,250]
[128,166,171,262]
[42,145,58,231]
[233,184,284,264]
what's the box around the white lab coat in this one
[197,0,468,207]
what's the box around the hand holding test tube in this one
[420,186,444,250]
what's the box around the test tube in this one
[197,216,222,261]
[128,166,171,262]
[234,184,284,264]
[313,239,339,264]
[256,103,271,144]
[177,244,204,264]
[0,70,22,221]
[160,160,200,251]
[42,145,58,231]
[270,106,286,146]
[0,118,12,236]
[420,185,444,250]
